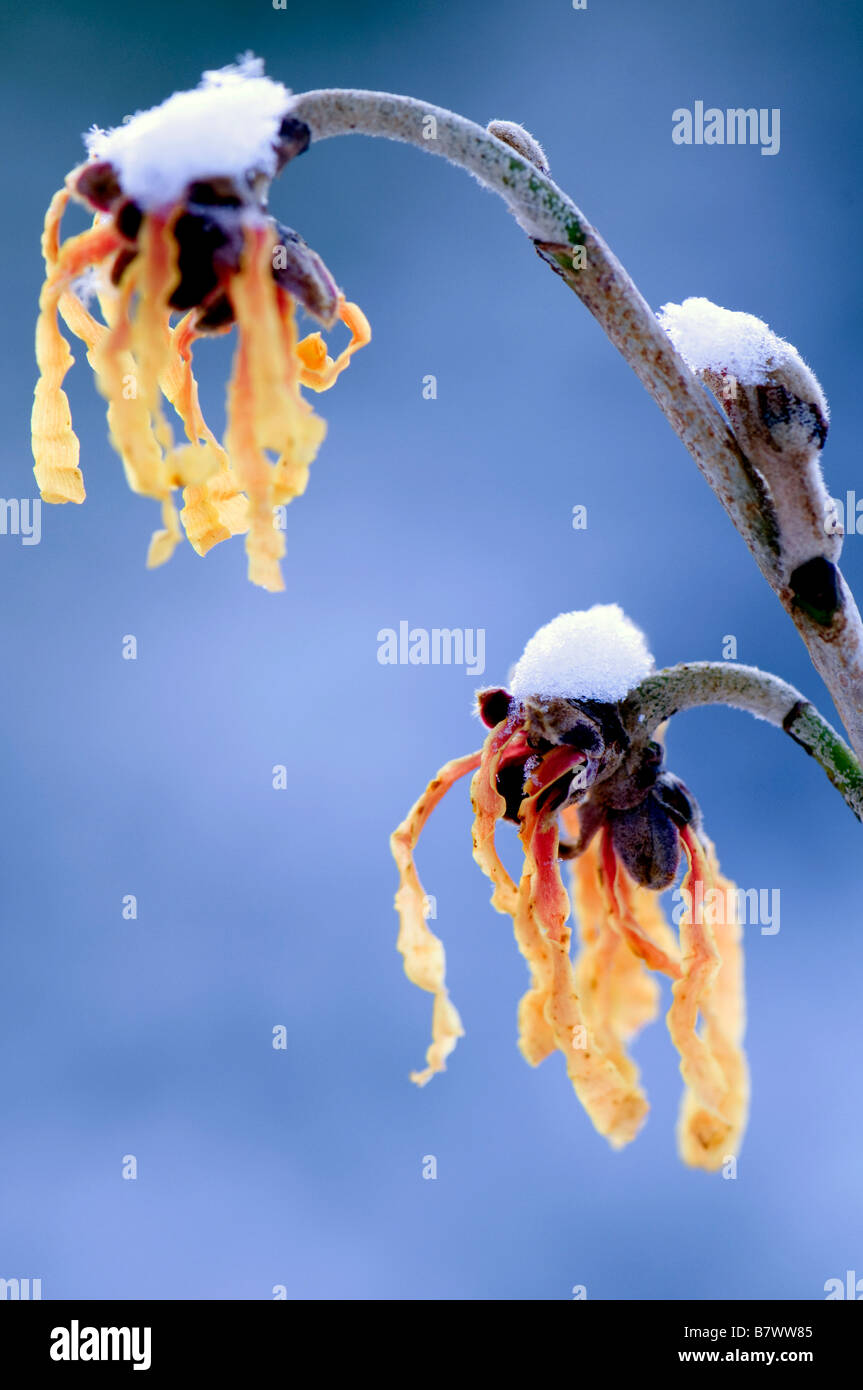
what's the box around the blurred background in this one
[1,0,861,1300]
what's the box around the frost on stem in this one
[658,297,839,621]
[391,606,751,1170]
[31,55,370,591]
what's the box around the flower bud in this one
[486,119,549,174]
[608,797,681,891]
[658,297,840,600]
[271,223,340,327]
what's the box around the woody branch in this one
[285,87,863,766]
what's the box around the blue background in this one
[1,0,861,1300]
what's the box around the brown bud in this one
[271,223,340,327]
[487,120,549,174]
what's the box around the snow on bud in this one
[658,298,840,616]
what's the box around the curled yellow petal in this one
[676,834,749,1171]
[518,798,649,1148]
[32,183,368,588]
[32,310,84,505]
[226,225,329,591]
[570,831,657,1087]
[162,315,247,555]
[31,191,121,505]
[298,299,371,393]
[390,751,482,1085]
[667,829,727,1116]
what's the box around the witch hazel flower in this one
[31,56,369,591]
[658,297,838,622]
[391,605,749,1171]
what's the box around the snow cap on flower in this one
[509,604,653,703]
[85,55,295,210]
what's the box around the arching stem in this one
[623,662,863,821]
[286,87,863,766]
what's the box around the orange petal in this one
[675,832,749,1170]
[518,798,648,1148]
[31,198,122,506]
[298,298,371,393]
[666,828,728,1124]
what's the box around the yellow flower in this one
[391,656,749,1171]
[31,73,369,591]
